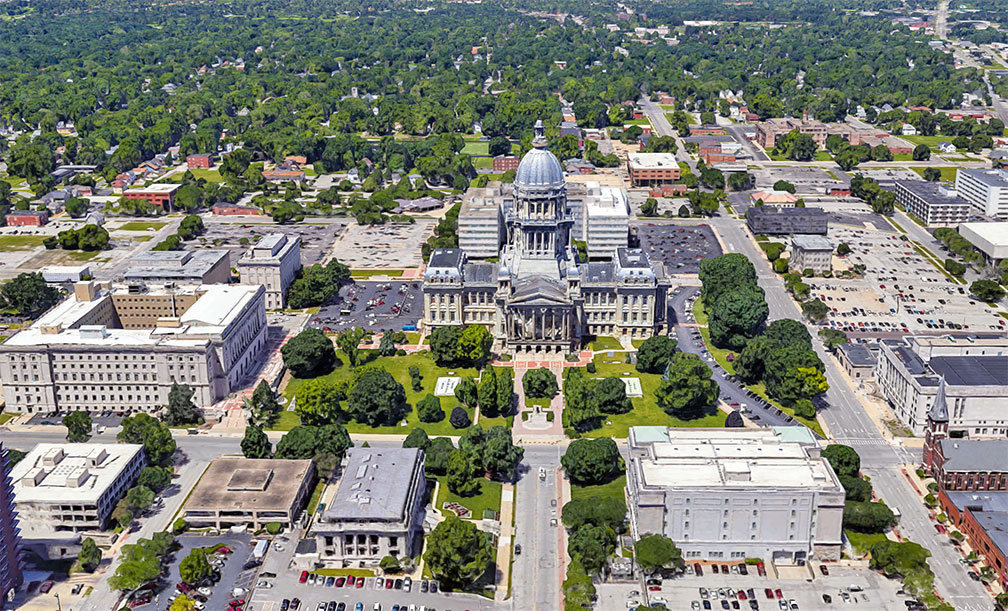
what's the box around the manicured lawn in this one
[587,335,623,352]
[270,410,301,431]
[0,235,45,250]
[476,412,514,430]
[524,396,551,409]
[580,355,727,439]
[814,150,833,161]
[118,221,167,231]
[909,166,957,182]
[903,135,950,149]
[306,479,326,514]
[892,154,914,162]
[691,297,709,326]
[187,168,225,183]
[845,530,888,556]
[474,156,494,170]
[313,568,376,577]
[434,475,503,521]
[350,269,405,278]
[462,141,489,156]
[0,412,16,425]
[282,351,480,437]
[624,118,651,126]
[570,474,626,504]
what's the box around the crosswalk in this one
[833,437,890,446]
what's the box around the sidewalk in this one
[494,483,514,601]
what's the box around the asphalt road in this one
[639,97,696,173]
[723,124,769,162]
[511,446,564,611]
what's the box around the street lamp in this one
[54,593,62,611]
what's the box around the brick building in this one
[122,184,180,210]
[186,154,213,169]
[6,210,49,226]
[493,155,521,173]
[627,153,681,186]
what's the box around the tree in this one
[563,368,600,433]
[923,167,942,182]
[561,438,620,485]
[488,136,511,157]
[77,537,102,572]
[417,393,445,423]
[477,367,498,417]
[727,171,753,191]
[163,383,202,426]
[562,497,627,532]
[635,534,683,574]
[118,413,176,466]
[282,328,337,378]
[482,427,524,480]
[377,331,405,356]
[424,516,494,588]
[944,259,966,277]
[640,197,658,216]
[241,425,272,458]
[295,378,346,426]
[635,335,677,373]
[108,546,160,591]
[844,501,896,533]
[912,144,931,161]
[177,214,205,240]
[698,254,757,309]
[568,523,617,575]
[403,427,430,450]
[138,466,173,492]
[709,286,768,350]
[275,424,351,465]
[522,368,558,398]
[380,555,401,573]
[840,475,873,502]
[346,370,406,426]
[63,410,92,442]
[836,243,851,256]
[763,345,826,405]
[425,437,456,475]
[457,324,492,366]
[823,444,861,478]
[563,558,597,610]
[801,299,830,322]
[179,547,213,585]
[1,272,60,317]
[449,406,471,429]
[773,180,796,193]
[496,367,513,416]
[595,377,631,414]
[454,377,477,407]
[835,149,861,171]
[246,380,281,427]
[336,327,367,367]
[869,540,930,578]
[430,326,462,366]
[655,352,719,417]
[169,596,196,611]
[699,166,725,189]
[447,449,480,496]
[970,279,1005,302]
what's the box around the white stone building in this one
[955,169,1008,219]
[238,233,302,309]
[790,234,833,274]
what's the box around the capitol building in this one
[423,122,669,353]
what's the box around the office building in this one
[122,184,180,210]
[183,458,315,530]
[958,222,1008,264]
[940,490,1008,587]
[750,191,798,207]
[790,234,833,274]
[238,234,301,309]
[582,182,630,259]
[746,206,827,235]
[9,443,145,534]
[311,448,426,567]
[893,180,971,226]
[125,249,231,285]
[955,169,1008,219]
[186,154,213,169]
[875,336,1008,436]
[755,118,829,149]
[0,443,23,604]
[835,342,879,383]
[5,210,49,227]
[627,427,845,563]
[0,281,267,414]
[458,182,507,258]
[627,153,681,186]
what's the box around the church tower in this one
[923,376,949,476]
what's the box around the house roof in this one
[939,439,1008,472]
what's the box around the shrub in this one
[266,522,283,535]
[172,518,188,534]
[449,406,471,429]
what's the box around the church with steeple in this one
[423,121,669,353]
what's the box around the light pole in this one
[54,593,62,611]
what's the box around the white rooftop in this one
[628,152,678,169]
[585,183,630,218]
[124,183,180,194]
[9,443,144,504]
[959,222,1008,247]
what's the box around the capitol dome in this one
[514,120,565,190]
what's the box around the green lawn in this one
[691,298,709,326]
[0,412,16,425]
[282,351,482,437]
[350,269,405,278]
[570,474,626,504]
[903,135,950,149]
[474,156,494,170]
[909,166,957,182]
[0,235,45,250]
[434,475,503,520]
[524,396,551,409]
[118,221,167,231]
[187,168,224,183]
[306,479,326,514]
[892,154,914,162]
[624,118,652,126]
[814,150,833,161]
[845,530,888,556]
[270,410,301,431]
[59,250,104,261]
[587,335,623,351]
[579,354,727,438]
[462,141,489,156]
[313,568,376,577]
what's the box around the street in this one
[511,446,564,611]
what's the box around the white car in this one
[538,467,547,480]
[197,587,212,596]
[317,604,327,611]
[193,602,205,611]
[255,580,273,589]
[626,600,641,609]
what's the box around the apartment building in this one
[627,427,845,563]
[955,169,1008,219]
[122,184,180,210]
[9,444,145,533]
[237,233,302,309]
[0,281,267,414]
[893,180,971,226]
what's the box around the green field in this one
[587,335,623,352]
[0,235,45,250]
[349,269,405,278]
[188,168,225,183]
[282,351,483,436]
[0,412,16,425]
[814,150,833,161]
[570,474,626,504]
[902,135,951,150]
[845,530,888,556]
[118,221,167,231]
[579,354,727,438]
[474,156,494,170]
[624,118,652,126]
[462,141,489,156]
[434,474,503,521]
[909,167,957,182]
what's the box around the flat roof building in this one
[939,490,1008,588]
[458,182,506,259]
[311,448,426,567]
[0,443,23,604]
[183,457,315,530]
[627,153,681,186]
[627,427,845,563]
[958,222,1008,263]
[582,182,630,259]
[790,234,832,274]
[125,249,231,285]
[122,183,180,210]
[836,342,879,382]
[893,180,971,226]
[955,169,1008,219]
[0,281,267,414]
[9,443,145,534]
[238,234,301,310]
[746,206,828,235]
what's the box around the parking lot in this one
[200,218,348,267]
[810,226,1007,337]
[749,166,847,193]
[308,280,423,334]
[636,223,722,275]
[598,563,911,611]
[330,221,435,268]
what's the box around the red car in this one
[738,591,747,600]
[299,571,309,584]
[712,564,719,574]
[355,578,363,589]
[215,546,232,554]
[335,577,346,587]
[757,562,766,577]
[765,589,774,600]
[694,563,703,576]
[347,576,355,587]
[129,597,152,609]
[229,600,245,608]
[385,578,394,589]
[775,589,783,599]
[647,585,661,592]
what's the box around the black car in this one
[822,594,832,604]
[430,581,439,593]
[515,544,522,555]
[421,581,429,593]
[738,564,748,575]
[394,579,403,590]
